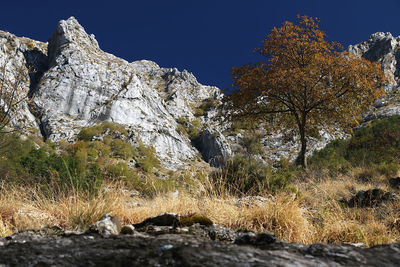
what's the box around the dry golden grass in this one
[295,168,399,246]
[0,167,399,247]
[0,182,309,242]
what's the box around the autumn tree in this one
[225,15,387,168]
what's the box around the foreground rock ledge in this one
[0,231,399,266]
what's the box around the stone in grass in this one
[88,214,122,236]
[178,215,213,227]
[343,189,398,208]
[133,213,179,229]
[389,177,400,189]
[234,232,276,246]
[120,225,135,235]
[206,225,237,242]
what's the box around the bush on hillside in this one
[211,155,295,195]
[347,116,400,164]
[0,126,163,195]
[309,115,400,173]
[77,122,128,141]
[135,141,160,173]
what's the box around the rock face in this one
[198,129,232,167]
[349,32,400,91]
[1,214,400,266]
[0,30,46,133]
[341,189,398,208]
[0,17,228,169]
[349,32,400,122]
[33,17,216,168]
[1,228,400,266]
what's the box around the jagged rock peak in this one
[347,32,400,123]
[28,16,229,169]
[349,31,400,91]
[0,17,231,169]
[48,16,100,67]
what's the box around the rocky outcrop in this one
[1,217,400,266]
[33,17,207,168]
[198,129,232,167]
[0,30,46,133]
[0,17,229,169]
[88,214,122,236]
[341,189,399,208]
[349,32,400,122]
[349,32,400,91]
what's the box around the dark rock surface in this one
[341,188,398,207]
[389,177,400,189]
[1,230,400,266]
[198,129,231,167]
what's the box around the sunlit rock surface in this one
[0,17,227,169]
[3,18,400,168]
[349,32,400,122]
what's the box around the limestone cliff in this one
[349,32,400,122]
[0,17,228,169]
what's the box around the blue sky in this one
[1,0,400,89]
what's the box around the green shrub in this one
[191,119,201,128]
[240,133,263,156]
[266,169,295,193]
[111,139,135,159]
[86,141,111,160]
[375,162,400,177]
[135,141,160,173]
[78,122,128,141]
[309,116,400,173]
[177,117,189,125]
[106,162,139,186]
[0,132,166,195]
[194,108,205,117]
[198,98,218,113]
[77,127,102,141]
[212,155,295,195]
[188,127,200,141]
[101,122,128,136]
[19,149,103,194]
[176,117,202,141]
[177,124,187,135]
[230,120,257,133]
[20,148,52,178]
[346,116,400,164]
[308,139,350,173]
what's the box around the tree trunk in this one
[296,124,307,168]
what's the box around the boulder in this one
[234,232,277,246]
[198,129,232,167]
[389,177,400,189]
[88,214,122,236]
[133,213,179,228]
[342,189,398,207]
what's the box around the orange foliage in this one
[226,15,388,167]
